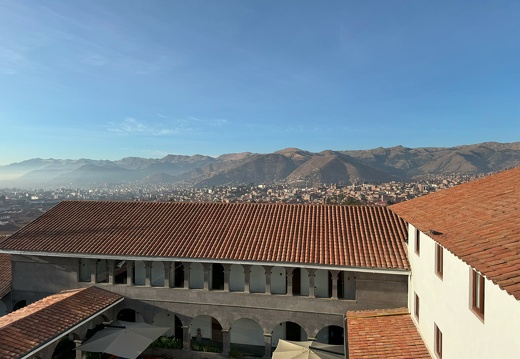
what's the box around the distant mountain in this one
[0,142,519,188]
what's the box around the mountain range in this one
[1,142,519,188]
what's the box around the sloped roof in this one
[391,166,520,299]
[0,286,123,359]
[347,308,431,359]
[0,201,409,270]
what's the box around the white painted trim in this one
[20,294,124,359]
[0,249,410,276]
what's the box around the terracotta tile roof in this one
[0,253,11,299]
[0,202,409,270]
[0,286,123,359]
[347,308,431,359]
[391,166,520,299]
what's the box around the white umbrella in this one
[77,320,169,359]
[273,340,344,359]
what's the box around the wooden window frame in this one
[414,292,419,320]
[471,269,485,319]
[434,324,442,358]
[435,243,443,278]
[415,228,420,255]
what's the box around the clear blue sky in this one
[1,1,519,165]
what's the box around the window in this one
[434,324,442,358]
[471,269,485,318]
[415,228,420,255]
[414,293,420,320]
[435,244,443,278]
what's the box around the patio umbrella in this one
[76,320,169,359]
[273,340,344,359]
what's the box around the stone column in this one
[108,260,115,285]
[263,333,273,359]
[74,339,84,359]
[90,259,96,283]
[307,268,316,298]
[286,267,294,296]
[223,264,231,292]
[222,329,231,355]
[183,262,190,289]
[126,260,133,286]
[264,266,272,295]
[145,261,152,287]
[330,270,339,299]
[203,263,210,290]
[243,265,251,293]
[182,325,191,352]
[164,261,172,288]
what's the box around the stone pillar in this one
[164,261,172,288]
[223,264,231,292]
[330,270,339,299]
[307,268,316,298]
[90,259,96,283]
[183,262,190,289]
[182,325,191,352]
[126,260,133,286]
[74,339,84,359]
[264,266,272,295]
[108,260,115,285]
[203,263,210,290]
[222,329,231,355]
[145,261,152,287]
[286,267,294,296]
[243,265,251,293]
[264,333,273,359]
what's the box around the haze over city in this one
[1,1,520,166]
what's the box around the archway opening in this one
[211,263,224,290]
[315,325,344,345]
[52,335,76,359]
[116,308,144,323]
[190,315,223,353]
[114,259,128,284]
[272,321,308,347]
[12,300,26,311]
[153,311,184,349]
[173,262,184,288]
[230,318,264,357]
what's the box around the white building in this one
[391,166,520,358]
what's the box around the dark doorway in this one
[174,262,184,288]
[13,300,26,311]
[328,271,333,298]
[328,325,344,345]
[212,263,224,290]
[337,272,344,299]
[117,308,136,322]
[212,317,223,342]
[175,315,183,342]
[292,268,301,295]
[285,321,301,341]
[114,260,128,284]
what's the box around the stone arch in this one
[250,265,265,293]
[271,321,308,346]
[190,315,223,352]
[153,310,183,341]
[12,300,27,311]
[51,335,76,359]
[151,261,165,287]
[314,325,344,345]
[230,318,264,356]
[116,308,145,323]
[229,264,245,291]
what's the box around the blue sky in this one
[1,1,519,165]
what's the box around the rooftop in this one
[0,201,409,270]
[0,286,123,359]
[0,236,10,299]
[391,166,520,300]
[347,308,431,359]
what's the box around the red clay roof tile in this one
[347,308,431,359]
[0,202,409,270]
[0,235,11,298]
[391,166,520,300]
[0,286,122,359]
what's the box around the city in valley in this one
[0,172,483,235]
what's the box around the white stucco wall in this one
[191,315,212,339]
[300,268,310,296]
[408,224,520,359]
[271,267,286,294]
[134,260,146,285]
[151,261,164,286]
[250,266,266,293]
[230,318,264,346]
[230,264,245,291]
[190,263,204,289]
[315,269,329,298]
